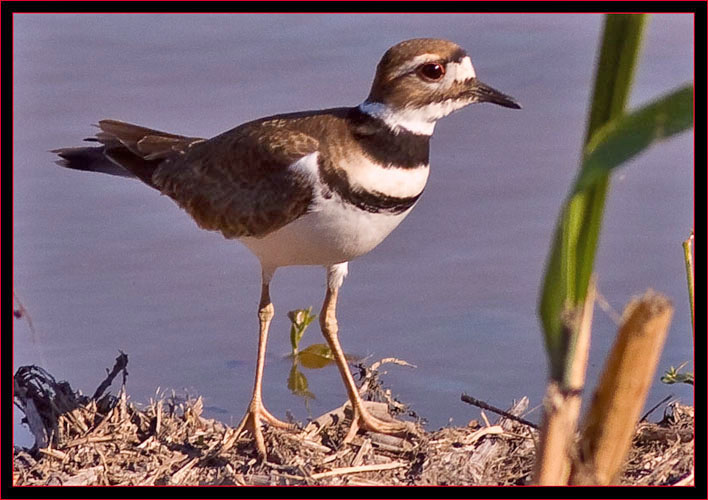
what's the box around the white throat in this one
[359,97,473,137]
[358,101,436,136]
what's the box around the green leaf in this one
[297,343,335,369]
[574,85,694,193]
[539,14,693,385]
[539,14,648,383]
[585,14,648,141]
[540,86,693,382]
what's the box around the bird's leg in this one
[320,265,413,444]
[223,269,294,457]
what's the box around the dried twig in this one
[640,395,674,422]
[461,394,538,430]
[358,357,415,397]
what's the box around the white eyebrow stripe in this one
[390,53,442,79]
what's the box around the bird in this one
[53,38,521,458]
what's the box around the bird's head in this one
[360,38,521,135]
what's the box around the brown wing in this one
[152,118,321,239]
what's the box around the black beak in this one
[467,79,521,109]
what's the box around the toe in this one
[361,414,413,435]
[220,403,297,457]
[261,407,297,430]
[343,405,417,443]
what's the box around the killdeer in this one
[54,38,520,457]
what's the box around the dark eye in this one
[417,62,445,81]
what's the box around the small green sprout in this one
[287,307,317,355]
[661,362,694,385]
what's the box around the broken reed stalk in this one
[682,233,694,336]
[570,290,673,485]
[532,281,595,485]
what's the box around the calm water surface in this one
[14,14,694,446]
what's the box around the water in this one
[13,14,694,447]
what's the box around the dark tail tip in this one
[52,146,136,179]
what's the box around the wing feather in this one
[153,119,321,239]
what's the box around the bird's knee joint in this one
[258,302,274,322]
[319,313,338,334]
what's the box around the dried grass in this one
[12,361,693,486]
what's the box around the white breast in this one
[239,152,425,269]
[341,154,429,199]
[241,198,414,269]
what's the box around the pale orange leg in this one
[320,265,413,443]
[222,270,294,457]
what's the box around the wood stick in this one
[571,290,673,485]
[38,448,68,461]
[65,435,114,448]
[309,462,407,480]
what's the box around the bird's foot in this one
[221,400,296,458]
[342,404,418,444]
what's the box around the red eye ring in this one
[417,62,446,81]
